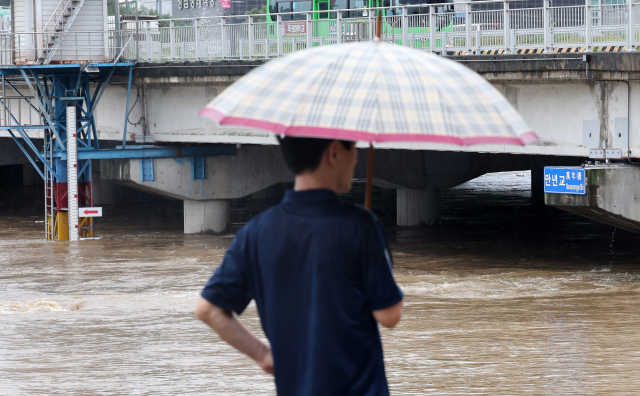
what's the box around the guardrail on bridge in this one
[2,0,639,65]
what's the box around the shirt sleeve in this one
[360,213,404,311]
[201,228,253,315]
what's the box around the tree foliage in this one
[245,6,268,23]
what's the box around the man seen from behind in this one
[195,137,403,395]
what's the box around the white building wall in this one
[12,0,108,63]
[12,0,36,63]
[41,0,108,63]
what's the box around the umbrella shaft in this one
[364,143,374,210]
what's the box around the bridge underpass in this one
[5,52,639,234]
[87,52,638,233]
[0,53,640,232]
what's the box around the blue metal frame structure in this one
[1,62,237,240]
[0,63,130,239]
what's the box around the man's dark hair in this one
[277,136,353,175]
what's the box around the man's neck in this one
[294,173,338,193]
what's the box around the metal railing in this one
[2,0,639,65]
[0,96,40,127]
[42,0,78,35]
[0,30,135,65]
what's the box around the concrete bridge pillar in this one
[397,188,441,226]
[184,199,231,234]
[531,167,545,206]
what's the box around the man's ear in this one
[325,140,341,167]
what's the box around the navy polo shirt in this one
[201,189,403,396]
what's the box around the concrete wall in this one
[4,59,639,161]
[100,144,293,200]
[89,76,640,159]
[546,166,640,233]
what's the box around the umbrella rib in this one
[379,49,416,135]
[271,46,353,128]
[349,44,381,134]
[329,44,372,131]
[304,48,351,127]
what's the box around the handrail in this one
[42,0,75,34]
[113,34,134,65]
[1,0,637,66]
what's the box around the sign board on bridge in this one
[544,167,586,195]
[80,207,103,217]
[283,21,306,35]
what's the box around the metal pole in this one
[585,0,591,52]
[429,6,435,53]
[307,12,312,50]
[627,0,634,51]
[170,19,175,60]
[195,18,200,60]
[503,1,510,53]
[337,11,343,44]
[543,0,551,52]
[221,16,227,59]
[248,16,254,59]
[145,21,151,60]
[402,8,408,47]
[135,0,140,61]
[114,0,121,51]
[122,66,133,147]
[277,14,282,56]
[466,3,472,53]
[368,7,373,40]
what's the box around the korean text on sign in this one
[544,167,586,195]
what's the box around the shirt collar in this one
[282,189,341,204]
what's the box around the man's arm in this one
[195,297,274,375]
[373,300,403,328]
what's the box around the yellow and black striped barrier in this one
[453,46,628,56]
[554,46,626,53]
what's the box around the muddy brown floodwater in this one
[2,171,640,395]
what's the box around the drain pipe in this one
[618,80,640,164]
[604,80,638,164]
[626,81,639,164]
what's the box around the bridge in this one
[1,0,639,238]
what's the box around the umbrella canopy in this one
[199,41,538,146]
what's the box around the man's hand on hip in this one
[195,297,274,376]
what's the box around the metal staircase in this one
[36,0,86,65]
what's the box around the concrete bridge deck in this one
[2,52,640,234]
[91,52,639,158]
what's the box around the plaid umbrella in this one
[199,41,538,146]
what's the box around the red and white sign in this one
[80,207,103,217]
[283,21,306,36]
[221,0,231,9]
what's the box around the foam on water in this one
[1,171,640,395]
[0,299,65,315]
[398,270,640,300]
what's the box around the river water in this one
[2,171,640,395]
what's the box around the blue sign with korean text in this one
[544,167,586,195]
